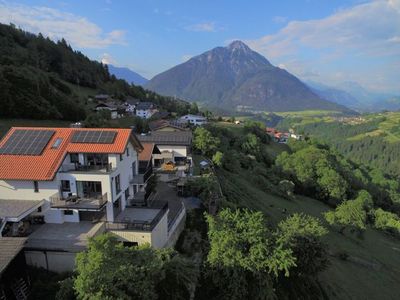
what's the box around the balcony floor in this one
[51,198,106,210]
[115,208,160,223]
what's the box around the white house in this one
[0,127,185,272]
[137,131,192,166]
[135,102,158,119]
[178,114,207,126]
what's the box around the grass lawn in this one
[218,170,400,300]
[273,110,343,118]
[0,118,71,138]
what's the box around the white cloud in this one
[247,0,400,92]
[0,2,126,48]
[101,53,116,65]
[185,22,218,32]
[272,16,287,24]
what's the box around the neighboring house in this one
[94,94,111,102]
[0,127,183,272]
[149,120,188,132]
[135,102,158,119]
[178,114,207,126]
[124,98,139,114]
[94,102,119,119]
[0,237,29,299]
[137,131,192,166]
[130,143,161,206]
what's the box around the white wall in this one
[157,145,187,159]
[151,212,169,248]
[0,179,59,201]
[25,250,77,273]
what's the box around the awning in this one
[0,199,45,222]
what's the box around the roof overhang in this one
[0,199,45,222]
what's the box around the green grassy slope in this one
[218,170,400,299]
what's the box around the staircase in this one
[11,277,30,300]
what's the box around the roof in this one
[139,143,155,161]
[137,131,192,146]
[0,127,144,181]
[136,102,155,110]
[0,199,44,221]
[0,237,26,275]
[180,114,206,120]
[149,119,187,131]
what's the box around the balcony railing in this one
[50,193,108,210]
[129,167,153,185]
[106,202,168,232]
[60,163,114,173]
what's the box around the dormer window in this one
[51,138,63,149]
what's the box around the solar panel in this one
[71,130,117,144]
[0,129,55,155]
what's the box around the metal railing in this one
[60,163,113,173]
[106,202,168,232]
[50,192,108,209]
[129,167,153,184]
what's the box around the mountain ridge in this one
[107,64,148,86]
[146,41,348,112]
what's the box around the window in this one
[33,181,39,193]
[126,147,130,157]
[70,153,79,163]
[125,188,130,200]
[61,180,71,192]
[51,138,63,149]
[120,153,123,161]
[122,241,138,247]
[115,175,121,194]
[64,210,73,215]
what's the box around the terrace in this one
[50,193,107,210]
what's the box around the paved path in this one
[154,181,184,223]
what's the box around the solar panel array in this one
[71,130,117,144]
[0,129,55,155]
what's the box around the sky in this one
[0,0,399,93]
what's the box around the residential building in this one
[124,98,139,114]
[0,238,29,299]
[137,131,192,166]
[135,102,158,119]
[149,120,188,132]
[0,127,185,272]
[178,114,207,126]
[94,102,119,119]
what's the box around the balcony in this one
[106,202,168,232]
[129,167,153,185]
[50,193,108,210]
[60,162,114,173]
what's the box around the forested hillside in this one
[277,112,400,176]
[0,23,190,121]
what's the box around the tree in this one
[205,208,295,276]
[276,213,329,276]
[193,127,220,157]
[74,234,196,300]
[325,190,373,233]
[373,208,400,235]
[212,151,223,167]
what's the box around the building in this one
[0,127,185,272]
[149,120,188,132]
[137,131,192,166]
[178,114,207,126]
[124,98,139,114]
[0,238,29,299]
[135,102,158,119]
[94,102,119,119]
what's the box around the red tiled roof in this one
[138,143,154,162]
[0,127,143,181]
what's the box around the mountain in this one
[306,81,361,109]
[107,64,148,85]
[308,80,400,112]
[146,41,347,112]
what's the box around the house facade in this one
[137,131,192,166]
[178,114,207,126]
[136,102,158,119]
[0,127,185,272]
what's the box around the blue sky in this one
[0,0,399,93]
